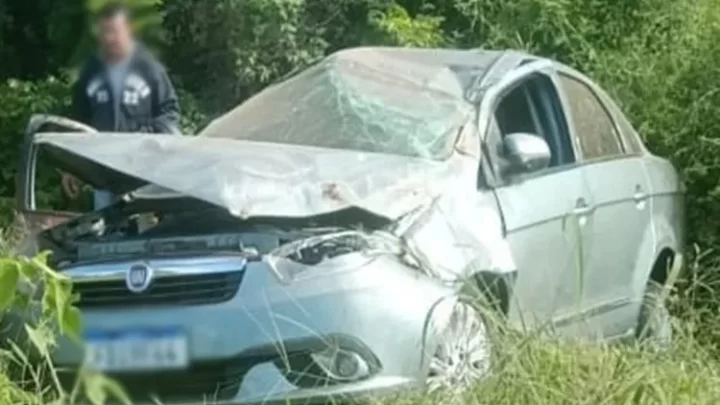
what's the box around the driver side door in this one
[485,71,595,337]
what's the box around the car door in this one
[16,115,96,234]
[483,71,595,334]
[555,71,653,339]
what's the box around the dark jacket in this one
[71,45,181,134]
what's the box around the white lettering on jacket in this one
[123,74,152,105]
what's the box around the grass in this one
[1,327,717,405]
[391,319,720,405]
[465,335,719,404]
[1,287,720,405]
[3,337,720,405]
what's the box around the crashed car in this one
[12,47,683,404]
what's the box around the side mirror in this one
[502,133,551,174]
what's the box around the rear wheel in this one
[426,300,492,392]
[636,281,672,350]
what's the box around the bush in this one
[0,253,90,403]
[0,77,71,202]
[162,0,331,112]
[0,0,85,80]
[161,0,445,112]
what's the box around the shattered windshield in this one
[201,51,473,160]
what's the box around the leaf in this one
[18,256,40,281]
[33,250,52,266]
[25,324,50,357]
[43,278,70,333]
[99,376,133,405]
[0,259,20,312]
[83,372,132,405]
[63,305,83,344]
[32,251,67,282]
[83,373,108,405]
[13,291,30,311]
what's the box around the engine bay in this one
[36,197,392,268]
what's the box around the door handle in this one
[573,197,595,216]
[633,185,648,202]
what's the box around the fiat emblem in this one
[126,263,153,293]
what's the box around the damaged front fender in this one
[262,190,517,294]
[395,193,517,284]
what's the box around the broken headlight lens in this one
[276,232,372,265]
[266,231,401,282]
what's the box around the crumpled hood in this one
[35,132,467,219]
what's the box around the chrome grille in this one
[66,256,248,309]
[74,271,244,308]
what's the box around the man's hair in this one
[97,2,132,21]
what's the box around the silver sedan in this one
[13,46,684,404]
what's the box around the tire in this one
[636,281,672,350]
[426,299,493,393]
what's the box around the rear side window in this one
[559,75,622,160]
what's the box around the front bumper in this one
[160,374,421,405]
[10,254,452,404]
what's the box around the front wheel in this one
[426,300,493,392]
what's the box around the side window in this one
[559,75,623,160]
[489,74,575,172]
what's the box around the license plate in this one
[84,328,189,372]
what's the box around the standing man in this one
[63,2,181,209]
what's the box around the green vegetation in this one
[3,0,720,403]
[0,233,130,405]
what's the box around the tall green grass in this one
[4,290,720,405]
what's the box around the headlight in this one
[266,253,375,282]
[277,346,376,388]
[266,230,399,282]
[309,347,371,382]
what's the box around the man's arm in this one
[149,64,181,134]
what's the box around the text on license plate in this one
[84,328,189,372]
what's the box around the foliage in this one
[0,251,130,404]
[162,0,331,111]
[367,3,446,47]
[0,78,71,203]
[0,0,85,80]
